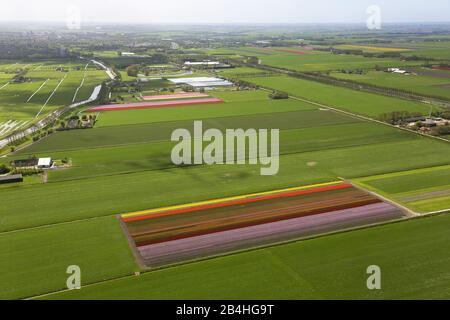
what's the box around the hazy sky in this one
[0,0,449,24]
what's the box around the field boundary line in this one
[121,181,343,219]
[351,180,418,217]
[354,164,450,182]
[25,271,140,300]
[72,63,89,103]
[13,118,360,155]
[257,87,450,144]
[26,79,49,103]
[35,75,67,118]
[422,208,450,216]
[117,215,147,269]
[0,215,108,236]
[93,103,323,129]
[0,180,338,235]
[13,137,447,188]
[31,210,450,300]
[72,77,85,103]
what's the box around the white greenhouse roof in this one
[38,158,52,167]
[168,77,233,87]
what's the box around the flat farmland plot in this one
[334,45,411,53]
[0,155,338,232]
[2,136,450,231]
[404,48,450,60]
[94,96,318,128]
[20,109,353,153]
[0,72,14,82]
[218,67,275,78]
[121,182,405,268]
[0,67,75,121]
[0,81,48,120]
[0,216,137,299]
[42,213,450,300]
[331,70,450,100]
[228,47,424,72]
[356,165,450,213]
[9,122,415,182]
[86,97,225,112]
[0,62,107,138]
[245,75,441,117]
[73,69,108,102]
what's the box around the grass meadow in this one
[356,165,450,213]
[42,213,450,300]
[331,70,450,100]
[1,63,449,300]
[244,75,441,117]
[0,61,108,136]
[222,47,425,72]
[0,216,138,300]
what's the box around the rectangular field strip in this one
[142,92,210,101]
[120,182,406,268]
[87,98,224,112]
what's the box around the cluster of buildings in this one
[405,116,449,129]
[0,157,53,185]
[12,157,53,169]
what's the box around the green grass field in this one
[220,47,425,72]
[94,91,317,128]
[1,52,449,301]
[7,122,413,182]
[0,61,108,138]
[1,87,448,233]
[3,136,450,232]
[404,49,450,60]
[244,75,440,117]
[355,165,450,213]
[218,67,276,78]
[364,40,450,60]
[331,70,450,100]
[0,216,138,300]
[41,213,450,300]
[18,109,354,153]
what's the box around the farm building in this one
[37,158,53,169]
[0,174,23,185]
[387,68,410,75]
[183,61,231,69]
[168,77,233,88]
[12,157,52,169]
[406,117,449,128]
[12,158,39,168]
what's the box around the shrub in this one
[269,91,289,100]
[0,164,10,174]
[11,167,43,176]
